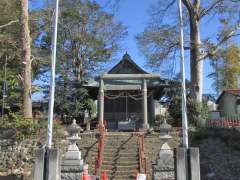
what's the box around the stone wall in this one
[191,128,240,180]
[0,130,98,179]
[0,138,43,175]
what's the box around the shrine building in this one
[85,53,168,131]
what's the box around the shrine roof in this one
[108,52,148,74]
[84,53,170,88]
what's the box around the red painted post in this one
[102,171,107,180]
[82,170,88,180]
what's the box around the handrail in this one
[94,121,105,175]
[137,133,148,175]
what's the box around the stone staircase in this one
[76,131,179,179]
[100,132,139,180]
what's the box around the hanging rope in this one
[104,91,153,101]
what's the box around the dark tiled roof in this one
[216,89,240,104]
[108,52,147,74]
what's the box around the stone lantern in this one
[159,119,172,142]
[61,119,88,173]
[153,119,174,179]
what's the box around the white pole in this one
[178,0,189,148]
[47,0,59,148]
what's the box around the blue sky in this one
[105,0,215,94]
[32,0,225,100]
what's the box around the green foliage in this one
[39,0,127,81]
[209,44,240,93]
[0,0,52,110]
[0,111,39,139]
[168,95,209,127]
[54,82,95,124]
[41,0,126,123]
[0,0,22,107]
[168,95,182,127]
[187,99,209,127]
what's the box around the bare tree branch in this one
[200,23,240,60]
[199,0,223,18]
[162,0,176,12]
[0,20,19,29]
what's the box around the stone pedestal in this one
[153,142,175,180]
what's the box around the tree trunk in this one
[76,54,84,82]
[20,0,32,118]
[188,5,203,102]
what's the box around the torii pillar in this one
[98,79,104,126]
[142,79,149,129]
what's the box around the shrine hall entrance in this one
[104,90,147,130]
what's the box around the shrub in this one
[188,99,209,126]
[168,95,209,127]
[0,111,40,139]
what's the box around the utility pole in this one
[47,0,59,148]
[178,0,189,148]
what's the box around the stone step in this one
[102,160,139,166]
[113,177,135,180]
[101,164,138,171]
[107,174,136,180]
[105,132,134,136]
[104,142,139,148]
[104,148,138,154]
[103,169,137,176]
[104,143,138,147]
[103,156,139,163]
[102,171,136,180]
[103,153,139,159]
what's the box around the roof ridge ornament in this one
[122,51,131,60]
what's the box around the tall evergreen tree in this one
[20,0,32,118]
[222,45,240,89]
[0,1,49,115]
[40,0,127,120]
[0,1,22,110]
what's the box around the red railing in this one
[94,122,105,175]
[207,119,240,128]
[136,133,148,176]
